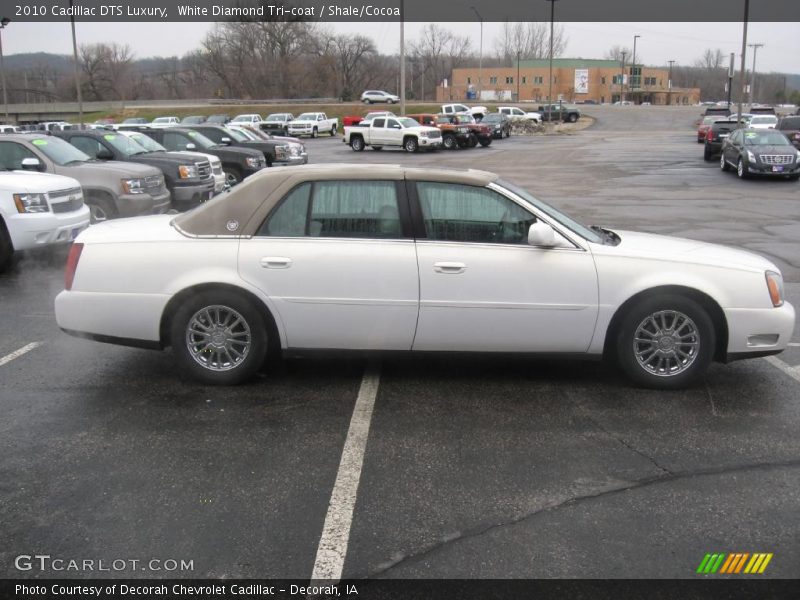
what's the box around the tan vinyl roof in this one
[171,164,498,237]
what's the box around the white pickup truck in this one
[498,106,542,123]
[442,103,488,120]
[0,170,90,271]
[343,116,442,152]
[286,112,339,138]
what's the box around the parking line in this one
[0,342,41,367]
[311,361,381,583]
[787,343,800,347]
[763,356,800,385]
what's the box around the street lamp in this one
[667,59,674,106]
[631,34,640,102]
[747,42,763,105]
[620,51,626,103]
[69,0,83,127]
[470,6,483,102]
[0,17,10,122]
[546,0,558,124]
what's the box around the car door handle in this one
[260,257,292,269]
[433,262,466,274]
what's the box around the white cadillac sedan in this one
[55,165,795,388]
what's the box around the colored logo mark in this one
[696,553,773,574]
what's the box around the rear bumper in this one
[724,302,795,356]
[7,206,90,251]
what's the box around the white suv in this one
[0,171,90,270]
[231,114,263,125]
[361,90,400,104]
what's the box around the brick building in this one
[437,58,700,105]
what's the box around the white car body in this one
[343,117,443,151]
[748,115,778,130]
[232,114,263,125]
[1,170,90,261]
[286,113,338,137]
[150,117,180,128]
[54,165,794,388]
[361,90,400,104]
[498,106,542,123]
[442,103,488,119]
[0,125,20,133]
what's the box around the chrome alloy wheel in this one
[185,305,251,371]
[633,310,700,377]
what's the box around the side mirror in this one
[96,148,114,160]
[21,157,43,171]
[528,221,556,247]
[220,137,231,145]
[185,143,196,150]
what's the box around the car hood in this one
[2,170,81,192]
[68,160,161,177]
[78,214,183,244]
[749,145,794,154]
[594,230,776,273]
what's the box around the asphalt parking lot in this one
[2,105,799,581]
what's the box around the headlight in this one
[246,157,261,168]
[765,271,784,307]
[14,193,49,213]
[121,178,146,194]
[419,131,429,138]
[178,164,199,179]
[289,144,302,156]
[275,144,290,160]
[746,150,757,162]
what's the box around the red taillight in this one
[707,130,713,141]
[65,242,83,291]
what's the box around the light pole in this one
[631,34,640,103]
[400,0,405,115]
[546,0,558,124]
[747,42,763,105]
[470,6,483,102]
[516,51,521,101]
[620,51,626,103]
[0,17,10,122]
[69,0,83,127]
[736,0,750,129]
[667,59,674,105]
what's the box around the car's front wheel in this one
[350,136,365,151]
[170,290,268,385]
[404,137,419,153]
[737,157,749,179]
[616,294,715,389]
[720,153,730,172]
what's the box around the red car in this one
[697,115,721,143]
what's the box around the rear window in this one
[779,117,800,129]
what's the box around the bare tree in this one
[494,22,567,65]
[604,45,632,62]
[694,48,725,70]
[79,43,134,100]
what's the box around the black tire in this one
[170,289,268,385]
[404,137,419,153]
[283,127,288,136]
[457,139,468,149]
[223,168,242,187]
[0,219,14,273]
[86,195,117,224]
[443,134,457,150]
[720,153,730,172]
[737,157,748,179]
[364,99,372,104]
[616,294,715,389]
[467,134,478,148]
[568,113,578,123]
[479,138,492,147]
[330,125,337,136]
[703,147,714,161]
[350,136,365,152]
[311,127,318,139]
[372,146,383,151]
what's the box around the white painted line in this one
[764,356,800,384]
[311,362,381,583]
[0,342,41,368]
[787,342,800,347]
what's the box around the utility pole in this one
[69,0,83,128]
[726,52,734,108]
[667,60,674,105]
[620,51,627,103]
[736,0,749,129]
[471,6,483,102]
[400,0,405,116]
[516,51,521,101]
[747,42,763,105]
[0,17,10,121]
[631,34,640,104]
[546,0,558,125]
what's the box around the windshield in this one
[750,116,777,125]
[744,131,791,146]
[232,127,258,140]
[266,115,287,121]
[31,137,91,165]
[398,118,420,128]
[101,133,149,156]
[153,117,175,124]
[232,115,255,122]
[780,117,800,129]
[126,133,166,152]
[223,128,249,142]
[497,179,604,244]
[702,116,719,124]
[184,130,217,149]
[123,118,146,124]
[297,113,317,120]
[482,114,501,122]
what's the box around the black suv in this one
[720,128,800,180]
[135,127,267,186]
[186,125,290,167]
[56,130,216,209]
[703,119,738,161]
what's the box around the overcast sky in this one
[2,21,799,75]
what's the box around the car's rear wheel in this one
[350,136,365,151]
[330,125,337,136]
[224,169,242,187]
[720,153,730,171]
[616,294,714,389]
[568,113,578,123]
[479,138,492,147]
[737,157,748,179]
[170,290,268,385]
